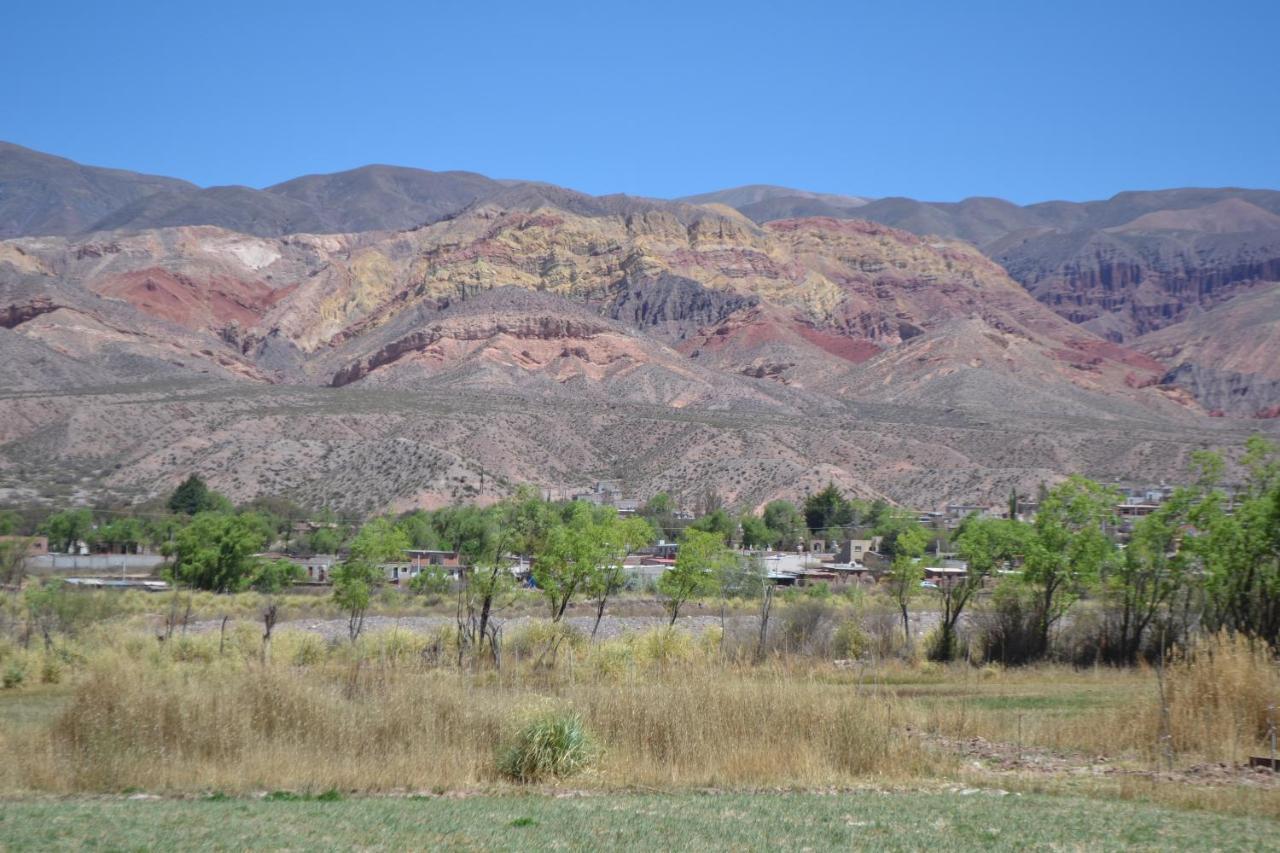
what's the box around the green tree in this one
[804,482,851,537]
[306,527,343,555]
[1101,494,1192,663]
[658,529,733,625]
[168,512,269,592]
[739,513,775,549]
[762,500,805,550]
[1182,438,1280,649]
[0,539,28,586]
[585,516,653,638]
[945,517,1028,661]
[167,474,232,516]
[690,508,736,544]
[251,559,304,595]
[0,510,21,536]
[42,509,93,554]
[331,558,383,642]
[884,524,929,651]
[1021,476,1119,658]
[535,503,607,622]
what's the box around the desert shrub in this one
[505,621,584,659]
[289,633,328,667]
[804,582,832,601]
[774,600,837,657]
[3,657,26,688]
[40,655,63,684]
[497,712,597,782]
[633,627,696,668]
[860,609,904,661]
[832,620,868,660]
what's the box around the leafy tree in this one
[738,513,775,549]
[167,475,232,516]
[944,517,1028,661]
[762,500,805,550]
[658,529,733,625]
[585,516,653,638]
[348,517,411,564]
[804,482,851,537]
[884,524,929,651]
[42,509,93,554]
[640,492,682,540]
[0,510,21,536]
[328,517,411,642]
[1182,438,1280,649]
[535,503,608,621]
[408,565,453,597]
[396,510,441,550]
[331,558,383,642]
[0,539,28,586]
[1020,476,1119,658]
[168,512,269,592]
[690,508,736,544]
[306,527,343,555]
[96,517,144,553]
[1100,494,1193,663]
[251,559,304,595]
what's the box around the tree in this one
[408,565,453,597]
[0,510,21,536]
[884,524,928,651]
[690,508,735,544]
[251,559,304,595]
[1182,438,1280,649]
[1020,476,1119,658]
[330,517,411,642]
[348,517,410,564]
[585,516,653,638]
[306,527,342,555]
[945,517,1028,661]
[331,558,382,642]
[804,482,851,538]
[0,539,28,586]
[658,529,733,625]
[168,512,269,592]
[42,509,93,553]
[739,513,775,549]
[1101,494,1192,663]
[762,500,805,550]
[167,474,231,516]
[535,503,608,622]
[97,517,144,554]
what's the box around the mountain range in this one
[1,141,1275,512]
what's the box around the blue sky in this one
[5,0,1277,202]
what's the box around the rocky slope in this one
[0,144,1272,512]
[1132,283,1280,417]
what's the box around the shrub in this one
[633,627,695,668]
[3,658,26,689]
[832,620,868,660]
[497,712,597,782]
[41,655,63,685]
[290,633,328,667]
[776,600,837,657]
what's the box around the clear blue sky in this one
[5,0,1278,203]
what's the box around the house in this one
[836,538,881,564]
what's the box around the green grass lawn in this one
[1,791,1277,851]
